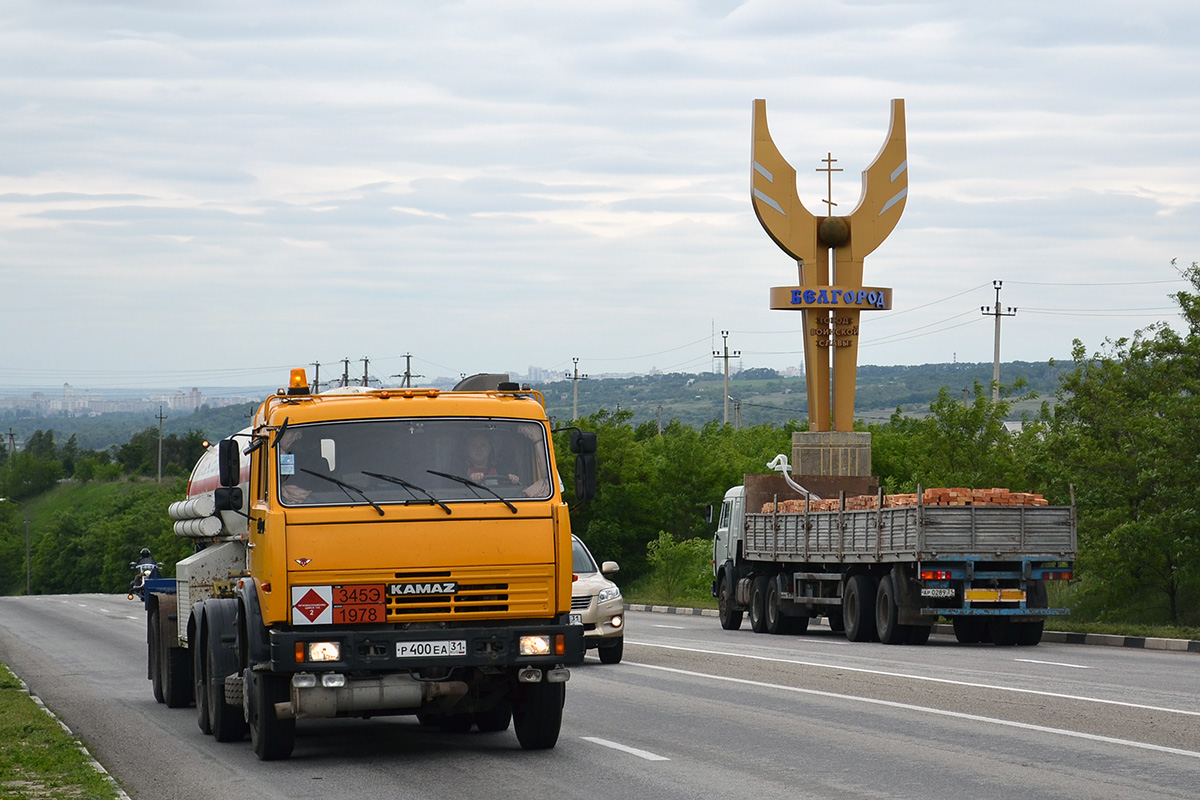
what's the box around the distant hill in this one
[532,360,1065,429]
[1,360,1066,450]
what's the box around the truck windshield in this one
[276,417,554,508]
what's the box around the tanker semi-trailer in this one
[142,369,596,760]
[711,467,1076,646]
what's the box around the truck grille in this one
[383,567,556,621]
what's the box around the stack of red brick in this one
[760,487,1048,514]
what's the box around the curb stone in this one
[623,604,1200,653]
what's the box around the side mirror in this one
[213,486,244,512]
[574,453,596,502]
[218,439,241,488]
[569,430,596,455]
[601,561,619,575]
[704,503,714,525]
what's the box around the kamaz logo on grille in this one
[389,581,458,596]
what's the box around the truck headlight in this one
[307,641,341,662]
[519,635,551,656]
[598,586,622,604]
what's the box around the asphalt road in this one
[1,595,1197,799]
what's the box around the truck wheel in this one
[439,712,474,733]
[148,608,165,704]
[765,580,797,635]
[875,576,909,645]
[193,620,211,735]
[161,646,192,708]
[952,616,986,644]
[599,637,624,664]
[249,671,295,760]
[204,606,248,742]
[906,624,932,645]
[717,577,743,631]
[749,576,769,633]
[826,609,845,633]
[1015,620,1044,646]
[512,681,565,750]
[474,700,512,733]
[843,574,878,642]
[988,617,1019,646]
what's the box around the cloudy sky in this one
[2,0,1197,392]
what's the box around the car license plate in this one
[920,587,956,598]
[396,640,467,658]
[569,614,583,626]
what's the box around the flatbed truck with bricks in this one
[711,472,1076,646]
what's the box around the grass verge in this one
[0,661,123,800]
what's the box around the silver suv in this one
[570,536,624,664]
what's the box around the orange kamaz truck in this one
[143,369,594,760]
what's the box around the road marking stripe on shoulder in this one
[652,625,687,629]
[627,640,1200,718]
[580,736,670,761]
[624,661,1200,760]
[1015,658,1091,669]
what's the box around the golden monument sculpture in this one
[751,99,907,434]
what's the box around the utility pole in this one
[566,358,588,421]
[341,357,351,388]
[156,406,167,484]
[980,280,1017,403]
[713,330,740,425]
[360,357,370,387]
[392,353,422,388]
[310,361,322,393]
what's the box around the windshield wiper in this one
[426,470,518,514]
[298,469,384,516]
[361,471,452,515]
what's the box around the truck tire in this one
[765,579,802,635]
[988,617,1019,646]
[512,681,564,750]
[748,576,769,633]
[191,613,211,735]
[248,670,295,760]
[148,608,165,704]
[906,624,933,645]
[875,575,909,645]
[1016,620,1044,646]
[161,646,192,708]
[952,616,986,644]
[717,576,743,631]
[843,574,878,642]
[826,609,845,633]
[599,637,624,664]
[474,699,512,733]
[204,602,248,742]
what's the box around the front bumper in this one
[268,620,585,672]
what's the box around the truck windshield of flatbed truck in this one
[276,417,553,507]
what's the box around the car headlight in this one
[598,586,622,604]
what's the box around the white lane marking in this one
[1015,658,1091,669]
[627,640,1200,718]
[653,625,687,630]
[626,661,1200,760]
[581,736,670,761]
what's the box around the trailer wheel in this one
[717,576,743,631]
[748,576,769,633]
[249,670,295,760]
[826,609,845,633]
[148,608,165,704]
[161,646,192,708]
[988,617,1019,646]
[843,574,878,642]
[192,616,211,735]
[952,616,986,644]
[906,624,932,645]
[875,576,909,645]
[1015,620,1044,646]
[512,681,565,750]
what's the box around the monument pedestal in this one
[790,431,878,498]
